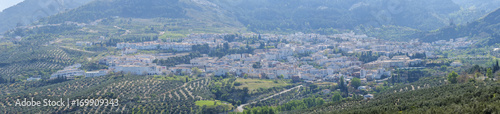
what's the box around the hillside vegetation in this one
[35,0,483,34]
[0,0,93,33]
[409,8,500,43]
[296,77,500,113]
[0,74,213,113]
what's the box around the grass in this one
[195,100,233,109]
[153,75,196,83]
[235,78,291,91]
[315,82,337,87]
[159,31,187,39]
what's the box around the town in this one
[47,31,475,97]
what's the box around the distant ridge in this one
[39,0,463,33]
[0,0,94,34]
[409,7,500,44]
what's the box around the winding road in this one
[235,85,303,112]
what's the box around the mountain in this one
[452,0,500,12]
[213,0,461,32]
[0,0,94,34]
[36,0,466,34]
[0,0,23,12]
[2,0,496,39]
[446,0,500,27]
[41,0,244,29]
[409,8,500,44]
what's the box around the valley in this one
[0,0,500,114]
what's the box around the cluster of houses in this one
[116,42,193,51]
[115,33,231,52]
[48,31,476,93]
[100,55,166,75]
[49,64,108,80]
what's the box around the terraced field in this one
[0,75,214,113]
[0,45,96,80]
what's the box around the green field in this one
[195,100,233,110]
[315,82,337,87]
[235,78,291,91]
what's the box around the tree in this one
[244,74,248,79]
[0,76,4,84]
[351,78,361,89]
[309,84,318,92]
[332,92,342,102]
[192,67,202,76]
[494,60,500,72]
[441,65,447,71]
[242,87,249,102]
[339,76,345,93]
[259,42,265,49]
[252,62,262,68]
[391,74,395,85]
[223,42,230,51]
[487,68,493,79]
[447,71,459,84]
[223,34,236,42]
[458,72,469,83]
[278,74,284,79]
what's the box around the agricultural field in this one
[0,74,214,113]
[97,18,241,40]
[0,45,96,80]
[297,79,500,114]
[195,100,234,110]
[315,82,337,87]
[235,78,291,92]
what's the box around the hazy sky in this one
[0,0,24,12]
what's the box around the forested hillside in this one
[41,0,244,30]
[36,0,483,34]
[2,0,500,40]
[452,0,500,12]
[2,0,499,38]
[0,0,93,33]
[43,0,186,24]
[409,8,500,43]
[215,0,461,33]
[296,77,500,113]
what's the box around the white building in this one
[114,65,165,75]
[364,94,374,100]
[85,70,109,77]
[50,64,84,80]
[27,76,41,81]
[76,41,93,47]
[50,69,85,80]
[122,48,137,54]
[117,42,192,51]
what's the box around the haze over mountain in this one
[0,0,500,43]
[452,0,500,11]
[0,0,94,33]
[41,0,243,29]
[410,7,500,44]
[42,0,464,32]
[0,0,24,12]
[2,0,500,36]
